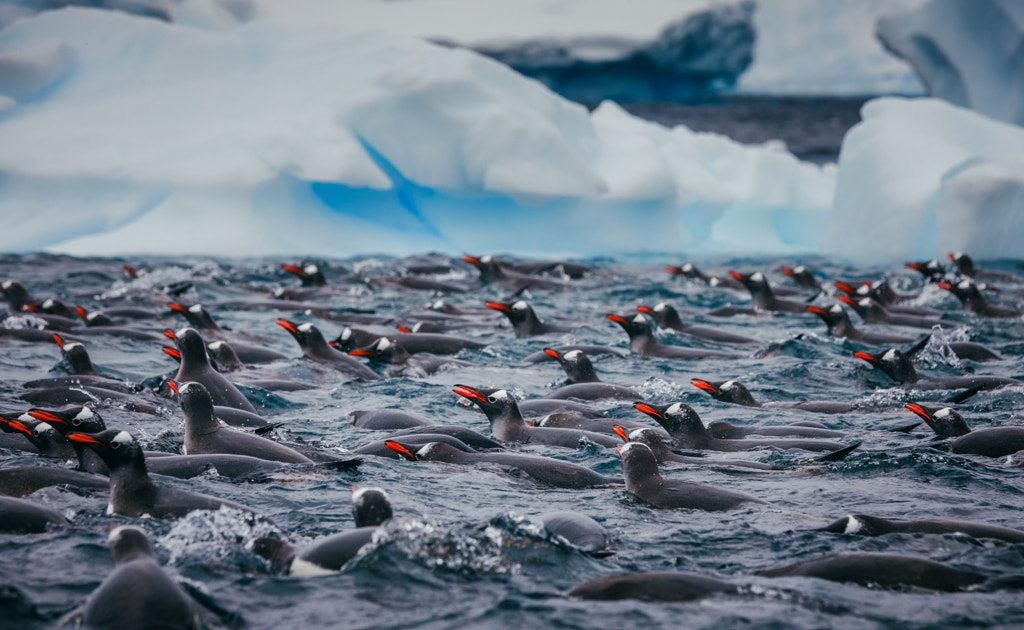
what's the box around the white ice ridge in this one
[0,8,834,258]
[824,97,1024,264]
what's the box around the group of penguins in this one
[1,251,1024,628]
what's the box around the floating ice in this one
[877,0,1024,125]
[825,97,1024,264]
[0,8,836,259]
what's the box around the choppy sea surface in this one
[2,253,1024,629]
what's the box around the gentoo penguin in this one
[836,279,940,316]
[248,487,392,575]
[386,441,618,489]
[758,552,985,591]
[541,348,640,401]
[606,314,741,359]
[281,262,327,287]
[174,381,312,464]
[618,442,765,510]
[172,327,257,412]
[0,465,108,497]
[384,425,505,451]
[73,526,204,630]
[505,259,592,279]
[67,430,254,518]
[354,434,479,459]
[905,403,1024,457]
[806,304,915,345]
[276,320,381,380]
[633,402,855,453]
[168,304,285,363]
[690,378,856,416]
[452,385,621,448]
[0,415,76,460]
[330,327,486,355]
[522,344,625,364]
[855,348,1021,394]
[485,300,573,336]
[949,252,1024,284]
[938,279,1023,318]
[665,263,745,291]
[820,513,1024,543]
[462,255,568,292]
[348,409,433,430]
[0,495,69,532]
[727,271,808,313]
[348,337,470,376]
[780,265,821,290]
[637,303,758,345]
[616,427,773,471]
[167,302,219,330]
[0,280,39,312]
[52,334,99,376]
[839,296,947,329]
[906,259,946,281]
[568,571,737,602]
[535,512,610,555]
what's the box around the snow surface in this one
[0,8,834,258]
[824,97,1024,264]
[877,0,1024,126]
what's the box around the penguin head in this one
[349,337,409,364]
[805,304,844,329]
[905,260,944,277]
[633,401,705,439]
[175,381,217,421]
[277,319,326,349]
[819,514,884,536]
[486,300,532,326]
[855,348,918,383]
[949,252,975,276]
[452,385,521,423]
[281,263,326,287]
[174,328,209,363]
[67,429,143,469]
[606,313,650,338]
[29,406,106,434]
[545,348,596,383]
[108,526,156,565]
[352,486,393,527]
[692,379,758,407]
[53,335,95,373]
[625,428,669,459]
[617,442,661,484]
[905,403,971,438]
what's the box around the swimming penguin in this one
[452,385,620,448]
[0,495,69,533]
[616,427,773,471]
[384,425,505,451]
[0,416,76,460]
[541,348,640,401]
[819,513,1024,543]
[0,465,109,497]
[637,303,758,345]
[949,252,1024,284]
[353,434,478,459]
[905,403,1024,457]
[0,412,39,452]
[174,381,312,464]
[727,271,809,313]
[758,552,986,591]
[606,314,742,359]
[938,279,1023,318]
[348,409,434,430]
[839,296,947,329]
[485,300,574,337]
[806,304,915,345]
[51,334,99,375]
[836,279,940,316]
[854,348,1021,394]
[633,402,855,453]
[665,263,745,291]
[348,337,470,376]
[281,262,327,287]
[535,512,611,555]
[462,255,569,292]
[618,442,765,510]
[386,441,618,489]
[906,259,946,282]
[522,344,626,364]
[0,280,40,312]
[70,526,204,630]
[689,378,856,416]
[780,265,821,290]
[172,327,257,412]
[67,429,254,518]
[276,320,381,380]
[568,571,737,602]
[248,486,392,575]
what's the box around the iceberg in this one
[824,97,1024,264]
[877,0,1024,126]
[0,8,834,258]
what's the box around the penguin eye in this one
[109,441,120,450]
[72,418,81,426]
[487,395,497,403]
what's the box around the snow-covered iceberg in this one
[0,8,834,258]
[877,0,1024,126]
[824,97,1024,264]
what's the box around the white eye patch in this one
[829,305,842,314]
[341,329,352,340]
[934,408,952,419]
[564,350,582,360]
[113,431,133,445]
[882,349,897,361]
[303,265,318,275]
[751,272,764,282]
[75,407,94,420]
[297,323,313,332]
[721,381,736,390]
[632,314,645,324]
[666,403,683,415]
[188,305,203,314]
[654,303,666,312]
[512,301,527,311]
[377,338,391,351]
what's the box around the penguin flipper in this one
[810,442,861,463]
[178,579,245,629]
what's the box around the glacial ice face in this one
[876,0,1024,126]
[824,97,1024,264]
[0,8,835,258]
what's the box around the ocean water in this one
[1,252,1023,629]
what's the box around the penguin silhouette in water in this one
[854,348,1020,397]
[637,303,758,345]
[486,300,574,336]
[541,348,640,401]
[248,487,393,576]
[938,279,1023,318]
[606,314,742,359]
[276,319,381,380]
